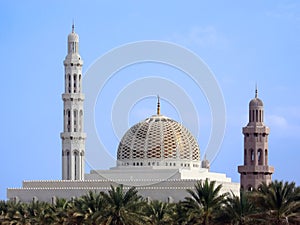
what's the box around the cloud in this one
[266,115,288,129]
[167,26,228,49]
[266,2,300,21]
[266,114,300,138]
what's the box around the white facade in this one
[6,26,240,203]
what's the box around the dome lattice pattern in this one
[117,115,200,164]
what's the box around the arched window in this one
[256,110,258,122]
[265,149,268,164]
[79,74,81,93]
[67,110,71,132]
[66,151,70,179]
[244,149,247,165]
[79,110,83,132]
[68,74,71,93]
[74,151,79,179]
[250,149,254,164]
[258,149,262,165]
[73,74,77,93]
[73,110,78,132]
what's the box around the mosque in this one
[7,26,274,203]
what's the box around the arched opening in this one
[244,149,247,165]
[249,110,251,122]
[79,110,83,132]
[66,151,70,179]
[250,149,254,165]
[73,110,78,132]
[74,151,79,180]
[258,149,263,165]
[73,74,77,93]
[67,110,71,132]
[256,110,258,122]
[79,74,81,93]
[68,74,71,93]
[265,149,268,165]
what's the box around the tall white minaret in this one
[60,24,86,180]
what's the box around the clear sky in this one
[1,1,300,200]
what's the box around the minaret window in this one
[74,110,77,132]
[79,74,81,93]
[66,151,70,179]
[67,110,71,132]
[250,149,254,164]
[79,110,83,132]
[68,74,71,93]
[73,74,77,93]
[258,149,262,165]
[74,151,79,179]
[256,110,258,122]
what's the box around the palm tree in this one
[218,191,256,225]
[97,184,147,225]
[144,200,174,225]
[25,200,55,225]
[51,197,70,225]
[77,190,105,224]
[183,178,228,225]
[2,200,28,225]
[251,180,300,225]
[171,201,189,225]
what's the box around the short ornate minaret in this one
[60,24,86,180]
[238,88,274,190]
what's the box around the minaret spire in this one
[72,20,75,33]
[255,83,258,98]
[157,95,160,115]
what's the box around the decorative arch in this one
[74,150,79,180]
[265,149,268,165]
[68,74,71,93]
[247,185,253,191]
[66,150,70,179]
[250,149,254,165]
[258,149,263,165]
[67,109,71,132]
[73,74,77,93]
[73,109,78,132]
[79,110,83,132]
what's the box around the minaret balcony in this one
[62,93,85,101]
[243,126,270,134]
[238,165,274,173]
[60,132,87,140]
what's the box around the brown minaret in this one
[238,88,274,190]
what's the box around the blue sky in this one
[1,1,300,200]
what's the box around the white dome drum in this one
[117,114,201,169]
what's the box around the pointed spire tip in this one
[157,95,160,115]
[255,83,258,98]
[72,20,75,33]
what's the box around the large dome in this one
[117,114,200,169]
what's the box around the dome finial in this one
[255,83,258,98]
[72,20,75,33]
[157,95,160,115]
